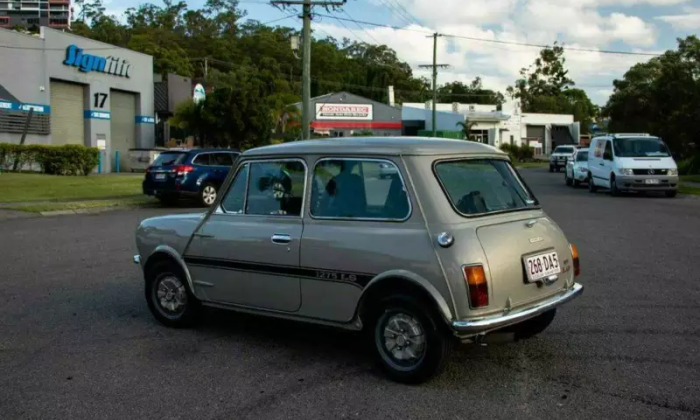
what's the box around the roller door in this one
[110,90,136,172]
[50,81,85,145]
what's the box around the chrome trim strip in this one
[451,283,583,334]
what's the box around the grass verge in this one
[0,172,143,203]
[680,175,700,184]
[679,184,700,196]
[515,161,549,169]
[3,197,158,213]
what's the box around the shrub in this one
[0,143,100,175]
[500,143,535,162]
[678,155,700,175]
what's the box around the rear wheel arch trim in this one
[144,246,197,299]
[356,271,453,326]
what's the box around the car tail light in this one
[174,165,194,176]
[463,265,489,308]
[570,243,580,277]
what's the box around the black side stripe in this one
[183,256,375,288]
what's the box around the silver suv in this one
[549,145,576,172]
[133,137,584,384]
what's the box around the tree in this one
[439,78,504,106]
[456,119,477,140]
[604,36,700,159]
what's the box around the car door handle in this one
[271,234,292,244]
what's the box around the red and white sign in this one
[316,103,373,120]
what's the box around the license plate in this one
[645,179,660,185]
[524,251,561,282]
[155,173,166,180]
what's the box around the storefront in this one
[0,27,155,173]
[295,92,402,137]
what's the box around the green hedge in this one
[0,143,99,176]
[500,143,535,162]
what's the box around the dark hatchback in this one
[143,149,240,206]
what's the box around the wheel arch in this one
[143,245,197,299]
[355,270,453,329]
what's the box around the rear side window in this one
[576,151,588,161]
[152,152,187,166]
[311,159,410,220]
[434,159,537,216]
[192,153,211,166]
[213,153,234,166]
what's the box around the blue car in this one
[143,148,240,206]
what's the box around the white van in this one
[587,134,679,197]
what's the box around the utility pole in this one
[419,33,449,137]
[272,0,346,140]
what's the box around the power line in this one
[324,13,370,45]
[314,14,662,57]
[341,9,380,44]
[387,0,422,26]
[377,0,413,27]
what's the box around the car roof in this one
[241,137,506,157]
[159,148,239,154]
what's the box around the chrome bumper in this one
[451,283,583,335]
[133,255,141,265]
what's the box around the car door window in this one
[246,161,306,216]
[214,153,234,166]
[221,164,249,214]
[193,153,211,166]
[311,159,410,220]
[604,141,613,160]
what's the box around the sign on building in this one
[316,104,373,120]
[63,45,131,78]
[193,84,206,104]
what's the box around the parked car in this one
[564,148,589,187]
[587,134,679,197]
[142,148,240,206]
[549,145,576,172]
[133,137,583,384]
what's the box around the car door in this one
[210,152,234,186]
[183,158,308,312]
[599,140,614,187]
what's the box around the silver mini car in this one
[134,138,583,384]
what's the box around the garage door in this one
[50,81,85,145]
[110,90,136,172]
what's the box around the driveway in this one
[0,169,698,419]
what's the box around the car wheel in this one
[565,171,572,186]
[588,175,597,193]
[157,195,179,206]
[508,309,557,341]
[145,260,201,328]
[573,179,581,188]
[665,190,677,198]
[200,183,218,207]
[610,175,620,196]
[369,295,453,384]
[549,165,554,173]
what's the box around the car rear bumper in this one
[615,175,679,191]
[143,180,198,197]
[451,283,583,335]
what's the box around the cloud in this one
[657,7,700,30]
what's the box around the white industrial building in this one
[402,100,579,156]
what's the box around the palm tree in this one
[456,119,477,140]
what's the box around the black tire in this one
[588,175,597,193]
[507,309,557,341]
[573,179,580,188]
[549,165,554,173]
[610,175,620,196]
[145,260,201,328]
[157,194,179,206]
[369,295,453,384]
[565,171,572,186]
[199,183,218,207]
[665,190,677,198]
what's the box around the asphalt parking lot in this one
[1,168,699,420]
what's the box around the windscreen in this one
[554,146,574,154]
[613,138,670,157]
[152,152,187,166]
[434,159,538,216]
[576,151,589,161]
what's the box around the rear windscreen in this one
[576,151,589,161]
[554,146,574,154]
[152,152,187,166]
[434,159,538,216]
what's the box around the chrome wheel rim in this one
[203,186,217,205]
[154,275,187,316]
[376,312,426,371]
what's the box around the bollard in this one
[98,151,103,174]
[115,151,120,173]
